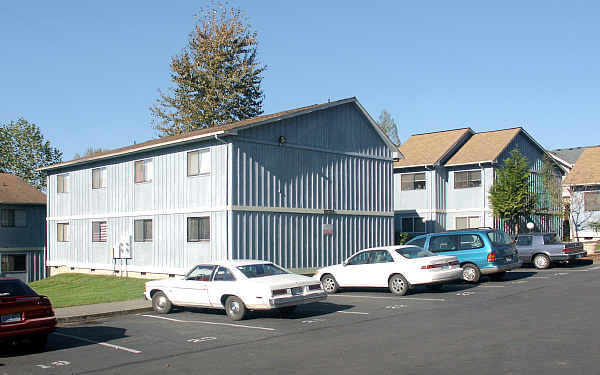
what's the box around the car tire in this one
[461,264,481,283]
[533,254,551,269]
[152,291,173,314]
[225,296,247,321]
[388,274,410,296]
[320,274,339,294]
[278,306,297,317]
[488,271,506,281]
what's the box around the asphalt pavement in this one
[3,261,600,375]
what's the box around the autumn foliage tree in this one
[152,4,266,136]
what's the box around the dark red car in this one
[0,278,56,350]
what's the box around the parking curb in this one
[56,307,154,324]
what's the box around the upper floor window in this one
[92,221,108,242]
[187,150,211,176]
[134,219,153,242]
[57,174,70,193]
[57,223,70,242]
[402,216,426,233]
[401,173,426,191]
[92,167,107,189]
[455,216,481,230]
[187,217,210,242]
[0,209,26,227]
[454,170,481,189]
[135,159,153,183]
[585,191,600,211]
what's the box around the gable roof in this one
[445,128,523,166]
[394,128,473,168]
[0,173,46,205]
[563,146,600,185]
[40,97,398,172]
[551,147,588,166]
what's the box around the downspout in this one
[479,162,485,228]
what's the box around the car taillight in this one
[37,296,52,306]
[449,261,459,266]
[272,289,287,296]
[487,252,496,262]
[308,284,322,291]
[421,263,444,269]
[562,248,575,254]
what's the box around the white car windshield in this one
[396,246,436,259]
[237,263,289,278]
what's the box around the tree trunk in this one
[514,220,519,235]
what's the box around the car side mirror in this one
[343,261,348,267]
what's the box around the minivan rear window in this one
[487,230,513,245]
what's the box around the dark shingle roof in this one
[0,174,46,205]
[551,147,594,165]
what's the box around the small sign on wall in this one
[322,223,333,236]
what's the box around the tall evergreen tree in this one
[489,149,538,234]
[376,110,401,145]
[151,4,266,136]
[0,118,62,190]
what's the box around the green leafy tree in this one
[539,155,564,215]
[376,110,401,145]
[0,118,62,190]
[151,4,266,136]
[489,149,538,234]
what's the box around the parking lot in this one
[3,262,600,375]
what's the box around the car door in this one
[335,251,372,287]
[516,235,533,262]
[367,250,396,287]
[172,265,216,306]
[208,266,237,307]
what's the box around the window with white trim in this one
[455,216,481,230]
[454,170,481,189]
[134,159,153,183]
[401,217,426,233]
[57,223,70,242]
[92,221,108,242]
[0,209,26,227]
[134,219,152,242]
[92,167,107,189]
[401,173,426,191]
[585,192,600,211]
[187,150,211,176]
[57,174,70,193]
[187,217,210,241]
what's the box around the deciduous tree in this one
[376,110,400,145]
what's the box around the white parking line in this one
[337,311,369,315]
[141,314,276,331]
[530,276,549,279]
[53,332,142,354]
[327,295,446,302]
[479,285,505,288]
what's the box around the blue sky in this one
[1,1,598,160]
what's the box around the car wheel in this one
[278,306,297,317]
[225,296,247,321]
[462,264,481,283]
[152,291,173,314]
[488,271,506,281]
[388,274,409,296]
[533,254,551,269]
[320,274,339,294]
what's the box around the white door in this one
[172,265,216,306]
[366,250,397,287]
[335,251,373,287]
[208,266,238,307]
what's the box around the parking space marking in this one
[511,280,528,284]
[53,332,142,354]
[141,314,276,331]
[479,285,505,288]
[530,276,549,279]
[327,295,446,302]
[337,311,369,315]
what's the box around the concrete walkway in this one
[55,298,152,324]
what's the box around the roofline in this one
[393,163,435,169]
[410,127,473,137]
[444,160,494,167]
[0,201,46,205]
[434,128,474,166]
[39,97,368,172]
[565,182,600,187]
[547,152,574,170]
[395,127,474,168]
[351,99,401,156]
[510,128,570,174]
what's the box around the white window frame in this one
[187,216,210,242]
[400,172,427,191]
[187,149,211,177]
[134,219,153,242]
[92,221,108,242]
[57,173,70,193]
[453,169,482,189]
[57,223,70,242]
[455,216,481,230]
[92,167,107,189]
[134,159,153,184]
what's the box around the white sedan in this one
[144,260,327,320]
[314,246,462,296]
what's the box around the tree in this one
[151,4,266,136]
[539,155,564,215]
[0,118,62,190]
[376,110,400,145]
[74,147,105,159]
[489,149,538,234]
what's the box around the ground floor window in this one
[187,217,210,242]
[402,217,426,233]
[134,219,153,242]
[1,254,26,272]
[455,216,481,230]
[92,221,108,242]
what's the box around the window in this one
[370,250,394,263]
[458,234,484,250]
[406,237,426,248]
[429,235,458,252]
[487,230,513,246]
[187,150,211,176]
[57,174,70,193]
[454,170,481,189]
[346,251,371,265]
[185,265,216,281]
[0,209,26,227]
[401,173,426,191]
[92,167,107,189]
[237,263,289,278]
[187,217,210,242]
[396,246,435,259]
[92,221,107,242]
[57,223,70,242]
[134,159,153,183]
[213,266,236,281]
[401,217,426,233]
[517,235,532,246]
[0,278,37,296]
[585,192,600,211]
[134,219,152,242]
[1,254,26,272]
[543,234,559,245]
[455,216,481,230]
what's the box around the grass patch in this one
[29,273,149,308]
